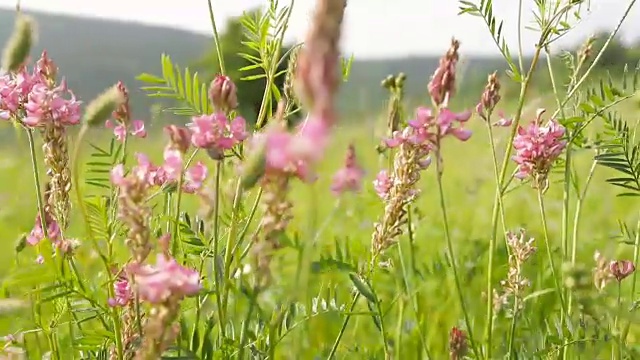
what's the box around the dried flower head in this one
[593,251,614,291]
[493,229,536,315]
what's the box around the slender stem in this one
[484,116,509,351]
[435,156,480,359]
[26,129,48,238]
[398,211,431,358]
[507,296,519,358]
[221,180,243,314]
[327,293,359,359]
[237,295,256,360]
[536,189,567,316]
[194,161,224,345]
[206,0,226,75]
[621,211,640,342]
[545,50,571,360]
[516,0,524,72]
[373,286,391,358]
[484,47,542,358]
[171,170,185,257]
[614,281,622,360]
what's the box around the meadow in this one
[0,0,639,359]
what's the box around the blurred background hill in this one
[0,8,638,132]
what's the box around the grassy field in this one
[0,84,638,358]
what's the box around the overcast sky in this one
[1,0,639,58]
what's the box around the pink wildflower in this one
[23,80,81,127]
[373,170,392,199]
[331,144,365,195]
[512,110,566,183]
[162,148,183,182]
[128,253,202,304]
[609,260,635,282]
[105,119,147,142]
[108,276,133,307]
[188,112,247,153]
[184,162,208,193]
[260,119,330,182]
[26,211,61,246]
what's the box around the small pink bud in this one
[209,75,238,112]
[130,120,147,138]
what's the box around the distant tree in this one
[192,8,296,124]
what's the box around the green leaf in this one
[348,273,377,303]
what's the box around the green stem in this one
[435,155,480,360]
[326,293,359,359]
[237,294,257,360]
[194,161,224,345]
[536,189,567,316]
[221,180,243,315]
[484,115,509,351]
[26,129,49,241]
[398,211,431,359]
[545,49,571,360]
[484,47,542,358]
[614,281,622,360]
[507,296,519,358]
[206,0,226,75]
[621,211,640,342]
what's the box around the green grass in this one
[0,93,638,358]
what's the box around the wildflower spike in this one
[1,14,36,72]
[83,85,126,127]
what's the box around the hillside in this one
[0,9,211,123]
[33,9,640,139]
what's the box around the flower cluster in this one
[493,229,536,315]
[0,52,81,127]
[127,253,201,304]
[449,327,468,360]
[512,109,567,188]
[370,39,472,256]
[188,112,247,159]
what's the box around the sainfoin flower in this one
[108,276,133,307]
[183,162,208,193]
[22,80,81,127]
[128,254,201,304]
[512,110,566,185]
[609,260,635,282]
[105,119,147,142]
[373,170,392,199]
[26,211,61,246]
[330,144,365,195]
[188,112,247,153]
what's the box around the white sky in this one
[1,0,639,58]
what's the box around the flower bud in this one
[163,125,191,154]
[209,75,238,112]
